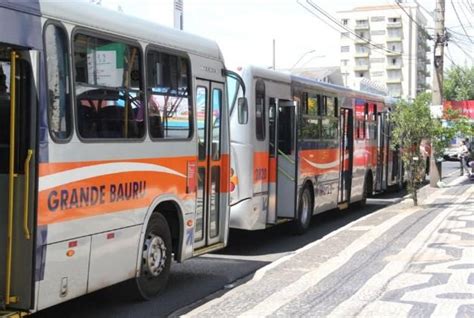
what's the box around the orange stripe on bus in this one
[38,154,229,225]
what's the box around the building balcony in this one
[355,37,370,44]
[386,36,403,42]
[387,22,402,28]
[354,51,370,58]
[354,64,369,71]
[386,50,403,56]
[355,23,369,30]
[386,78,402,84]
[387,64,402,70]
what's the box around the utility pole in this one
[272,39,276,70]
[430,0,446,187]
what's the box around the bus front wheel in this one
[134,212,172,300]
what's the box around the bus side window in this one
[147,50,192,140]
[45,23,72,141]
[255,79,265,141]
[74,34,145,140]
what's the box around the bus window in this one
[147,50,192,139]
[307,94,318,116]
[45,23,72,141]
[322,118,338,139]
[74,34,144,139]
[196,86,207,160]
[211,88,222,160]
[327,97,335,118]
[226,73,239,113]
[255,79,265,140]
[278,106,294,155]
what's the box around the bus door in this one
[266,98,277,224]
[275,100,297,218]
[375,112,388,191]
[339,108,353,204]
[194,80,226,249]
[0,48,38,310]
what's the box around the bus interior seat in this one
[149,114,163,138]
[78,103,98,138]
[98,106,124,138]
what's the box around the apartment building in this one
[337,2,430,99]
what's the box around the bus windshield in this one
[225,71,244,115]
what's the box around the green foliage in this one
[443,66,474,101]
[431,109,474,157]
[391,92,434,205]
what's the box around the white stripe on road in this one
[185,175,467,317]
[238,207,420,317]
[328,186,470,317]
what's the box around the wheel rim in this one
[142,233,167,277]
[300,190,311,225]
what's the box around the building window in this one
[341,32,350,38]
[147,50,192,139]
[341,46,350,53]
[74,33,145,139]
[45,23,72,141]
[388,17,399,23]
[342,19,348,25]
[355,44,369,54]
[341,59,349,66]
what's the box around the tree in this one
[443,66,474,101]
[431,108,474,158]
[391,92,434,206]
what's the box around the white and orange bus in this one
[0,1,244,314]
[228,66,403,233]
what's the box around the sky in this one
[94,0,472,70]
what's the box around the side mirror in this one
[238,97,248,124]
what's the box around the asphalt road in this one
[33,162,461,318]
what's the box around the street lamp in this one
[290,49,316,70]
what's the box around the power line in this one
[301,0,419,60]
[450,0,474,44]
[457,1,473,27]
[449,40,474,62]
[461,0,474,15]
[395,1,433,40]
[445,46,460,68]
[462,0,474,13]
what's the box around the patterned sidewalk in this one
[183,177,474,317]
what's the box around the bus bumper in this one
[229,197,266,231]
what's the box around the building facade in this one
[337,3,430,99]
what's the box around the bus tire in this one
[293,186,313,235]
[134,212,172,300]
[357,178,368,207]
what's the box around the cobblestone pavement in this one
[183,176,474,318]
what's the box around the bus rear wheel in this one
[293,186,313,235]
[134,212,172,300]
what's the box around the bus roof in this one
[38,1,223,61]
[291,74,389,102]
